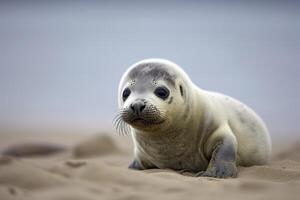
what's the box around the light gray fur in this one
[118,58,271,177]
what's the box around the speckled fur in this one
[118,59,271,178]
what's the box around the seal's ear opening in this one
[180,85,184,97]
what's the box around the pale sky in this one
[0,1,299,135]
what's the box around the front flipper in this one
[196,127,238,178]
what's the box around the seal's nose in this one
[130,100,146,114]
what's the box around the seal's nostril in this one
[130,104,135,111]
[140,104,146,112]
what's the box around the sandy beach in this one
[0,130,299,200]
[1,1,299,199]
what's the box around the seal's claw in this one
[194,171,206,177]
[195,161,237,178]
[128,160,143,170]
[178,169,193,175]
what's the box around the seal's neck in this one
[133,124,195,161]
[133,124,186,144]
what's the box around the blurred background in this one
[0,0,299,137]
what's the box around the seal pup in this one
[116,58,271,178]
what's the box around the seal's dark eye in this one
[122,88,131,101]
[154,86,170,100]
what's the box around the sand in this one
[0,131,300,200]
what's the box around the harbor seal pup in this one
[116,58,271,178]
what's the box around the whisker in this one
[113,110,130,136]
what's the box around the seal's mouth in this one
[129,116,165,127]
[131,117,144,123]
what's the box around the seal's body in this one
[117,59,271,178]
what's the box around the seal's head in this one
[116,59,192,134]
